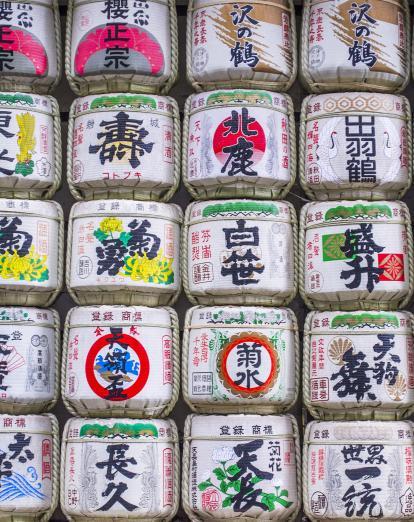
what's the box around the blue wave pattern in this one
[0,471,46,502]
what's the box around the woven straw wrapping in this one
[0,308,60,415]
[299,93,413,201]
[298,200,414,311]
[300,0,411,93]
[186,0,297,92]
[182,91,297,200]
[66,200,183,306]
[182,413,302,521]
[62,305,180,418]
[0,200,64,307]
[182,305,300,414]
[67,95,180,201]
[302,420,414,521]
[65,0,178,95]
[60,417,180,521]
[303,310,414,421]
[182,200,298,306]
[0,0,62,94]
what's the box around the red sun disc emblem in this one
[220,334,277,396]
[85,333,150,401]
[213,113,266,165]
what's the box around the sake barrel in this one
[61,417,179,520]
[300,200,413,311]
[0,414,58,519]
[183,200,297,306]
[304,310,414,420]
[183,90,296,200]
[0,0,61,94]
[0,307,59,414]
[183,306,298,413]
[66,0,178,95]
[0,199,63,306]
[67,200,182,306]
[63,305,179,418]
[68,93,179,201]
[187,0,297,92]
[300,93,412,200]
[301,0,410,93]
[304,420,414,520]
[182,413,300,520]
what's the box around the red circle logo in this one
[85,333,150,401]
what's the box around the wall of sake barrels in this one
[48,1,414,520]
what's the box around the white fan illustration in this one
[378,116,402,182]
[315,117,342,183]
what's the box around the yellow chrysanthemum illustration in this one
[122,249,174,285]
[0,246,49,282]
[99,217,124,235]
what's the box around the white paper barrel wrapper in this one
[300,93,412,200]
[304,420,414,521]
[0,0,61,94]
[187,0,297,92]
[68,93,179,201]
[63,305,179,418]
[66,0,178,95]
[0,307,59,414]
[183,90,296,200]
[61,417,179,520]
[182,414,300,520]
[300,200,413,311]
[304,310,414,421]
[183,200,297,306]
[0,199,63,306]
[301,0,410,93]
[183,306,298,414]
[0,414,58,519]
[67,200,182,306]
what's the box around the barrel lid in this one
[69,305,172,327]
[0,307,55,325]
[308,310,412,334]
[188,306,295,329]
[71,200,183,223]
[304,92,408,118]
[306,420,413,443]
[189,89,289,114]
[0,92,55,114]
[72,93,176,116]
[187,200,294,224]
[65,417,177,442]
[0,199,62,220]
[0,414,53,434]
[193,0,290,9]
[303,200,409,228]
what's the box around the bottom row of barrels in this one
[2,414,413,521]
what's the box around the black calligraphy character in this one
[348,3,376,25]
[0,334,11,391]
[0,450,11,479]
[100,327,130,399]
[222,138,256,176]
[341,444,365,463]
[0,26,13,71]
[17,3,33,28]
[348,40,377,68]
[101,0,129,19]
[0,111,14,139]
[96,444,137,480]
[234,342,264,389]
[223,220,259,248]
[221,249,264,285]
[232,474,266,512]
[365,445,387,465]
[133,1,149,26]
[8,433,34,462]
[230,41,259,68]
[127,219,160,259]
[343,483,383,518]
[0,2,13,21]
[331,348,375,402]
[96,237,127,276]
[230,4,258,25]
[0,217,32,257]
[89,112,154,168]
[373,334,395,361]
[223,108,257,137]
[232,440,273,481]
[99,482,138,511]
[104,23,130,69]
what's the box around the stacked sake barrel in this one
[299,2,414,521]
[0,0,63,519]
[180,2,303,520]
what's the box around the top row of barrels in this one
[0,0,410,95]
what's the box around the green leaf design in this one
[230,479,241,492]
[279,489,289,498]
[220,480,228,493]
[250,476,263,484]
[213,467,226,481]
[198,480,211,491]
[93,229,108,242]
[261,493,276,511]
[119,231,131,247]
[226,464,241,476]
[222,496,233,508]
